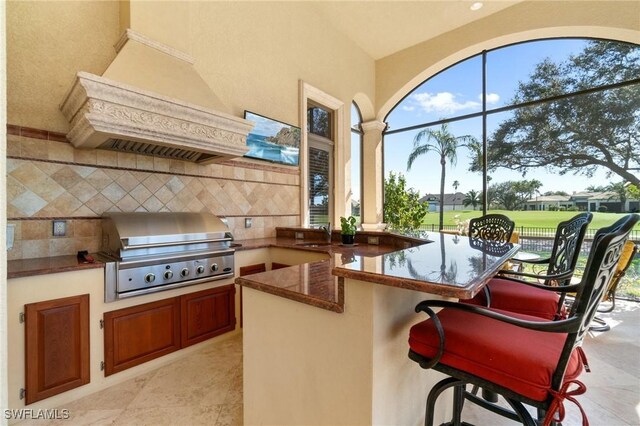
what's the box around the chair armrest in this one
[415,299,581,333]
[515,256,551,265]
[499,269,573,282]
[493,274,581,293]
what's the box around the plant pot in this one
[341,234,355,245]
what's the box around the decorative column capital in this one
[360,120,387,133]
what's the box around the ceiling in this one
[313,1,521,60]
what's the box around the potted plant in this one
[340,216,357,245]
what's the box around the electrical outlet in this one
[6,224,15,250]
[367,236,379,245]
[295,232,304,239]
[52,220,67,237]
[245,218,252,228]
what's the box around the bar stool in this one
[408,213,639,426]
[465,212,592,320]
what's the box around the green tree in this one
[606,181,630,211]
[407,123,479,230]
[463,189,481,210]
[452,180,460,210]
[488,180,543,210]
[383,172,428,231]
[481,40,640,187]
[627,184,640,200]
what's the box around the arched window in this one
[383,38,640,231]
[351,102,363,223]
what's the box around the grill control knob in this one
[180,268,190,277]
[211,264,219,272]
[164,270,173,280]
[144,273,156,283]
[196,265,205,274]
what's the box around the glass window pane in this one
[486,84,640,199]
[486,39,640,110]
[309,146,330,226]
[308,106,332,139]
[386,55,482,131]
[351,130,361,222]
[384,118,483,231]
[351,103,362,131]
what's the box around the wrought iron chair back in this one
[543,212,593,286]
[468,214,515,243]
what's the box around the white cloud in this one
[478,93,500,104]
[410,92,480,114]
[402,105,415,112]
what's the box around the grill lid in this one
[102,212,231,253]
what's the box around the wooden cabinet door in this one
[103,298,180,376]
[239,263,266,276]
[181,285,236,348]
[271,262,291,270]
[25,294,90,405]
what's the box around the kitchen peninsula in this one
[236,231,519,425]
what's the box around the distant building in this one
[525,191,640,213]
[525,195,572,211]
[419,192,466,212]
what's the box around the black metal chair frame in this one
[500,212,592,286]
[468,214,515,243]
[409,214,639,426]
[491,213,593,316]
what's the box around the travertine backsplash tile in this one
[7,128,301,259]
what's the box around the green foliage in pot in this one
[340,216,357,236]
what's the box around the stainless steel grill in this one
[100,212,235,302]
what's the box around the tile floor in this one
[18,300,639,426]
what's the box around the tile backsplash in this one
[7,126,301,260]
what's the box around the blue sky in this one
[380,38,621,200]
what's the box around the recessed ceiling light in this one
[470,2,483,11]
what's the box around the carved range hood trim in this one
[60,31,254,164]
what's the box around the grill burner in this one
[100,212,235,302]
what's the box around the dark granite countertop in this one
[7,255,105,279]
[235,233,519,313]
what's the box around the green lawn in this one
[421,209,640,230]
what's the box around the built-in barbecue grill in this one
[100,212,235,302]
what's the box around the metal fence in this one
[419,224,640,243]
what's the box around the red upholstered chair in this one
[408,213,639,426]
[466,212,593,320]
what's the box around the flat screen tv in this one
[244,111,300,166]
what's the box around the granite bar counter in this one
[235,231,518,311]
[239,230,520,425]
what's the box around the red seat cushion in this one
[409,307,584,402]
[465,278,560,320]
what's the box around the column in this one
[360,120,386,231]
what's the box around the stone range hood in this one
[60,30,254,164]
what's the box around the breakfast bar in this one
[236,232,519,425]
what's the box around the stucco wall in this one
[5,1,376,259]
[6,1,120,133]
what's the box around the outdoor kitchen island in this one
[236,232,519,426]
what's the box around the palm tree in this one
[606,181,629,212]
[407,123,479,230]
[452,180,460,210]
[463,189,480,210]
